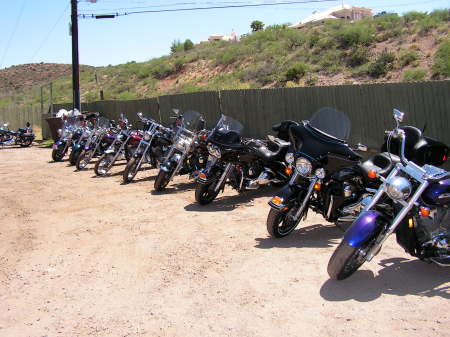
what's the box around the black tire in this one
[266,208,300,238]
[154,170,170,191]
[195,181,220,205]
[19,138,33,147]
[69,149,81,166]
[94,153,113,176]
[123,157,140,183]
[76,150,92,170]
[52,148,64,162]
[327,241,367,280]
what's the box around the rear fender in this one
[268,183,304,210]
[343,210,387,248]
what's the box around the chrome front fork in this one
[292,177,318,222]
[214,163,233,193]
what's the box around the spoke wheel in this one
[123,157,140,183]
[94,154,113,176]
[266,207,299,238]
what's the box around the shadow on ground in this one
[183,186,277,212]
[254,223,343,249]
[320,257,450,302]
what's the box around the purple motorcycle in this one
[328,109,450,280]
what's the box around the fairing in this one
[343,210,386,247]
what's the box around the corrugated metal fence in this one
[8,80,450,149]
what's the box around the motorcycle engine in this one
[416,206,450,253]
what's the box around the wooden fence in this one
[11,80,450,149]
[0,105,44,140]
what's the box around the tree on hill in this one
[250,20,265,32]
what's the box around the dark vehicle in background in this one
[195,115,296,205]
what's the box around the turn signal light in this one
[419,207,430,217]
[285,167,293,176]
[198,173,207,180]
[367,170,377,179]
[408,218,414,228]
[271,196,283,205]
[313,182,321,191]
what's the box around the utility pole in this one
[71,0,80,111]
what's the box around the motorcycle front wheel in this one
[69,149,81,166]
[94,153,113,176]
[123,157,140,183]
[266,208,300,238]
[76,150,92,170]
[51,148,65,162]
[154,170,170,191]
[195,180,220,205]
[327,241,369,280]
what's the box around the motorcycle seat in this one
[360,152,400,177]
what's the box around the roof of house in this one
[289,4,370,28]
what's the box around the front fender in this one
[343,210,387,248]
[268,183,304,210]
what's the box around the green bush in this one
[284,62,309,82]
[433,39,450,77]
[374,13,402,31]
[335,23,374,48]
[403,11,427,23]
[430,9,450,23]
[149,59,175,79]
[170,40,184,54]
[398,50,420,67]
[367,50,396,77]
[417,16,439,34]
[183,39,194,51]
[403,69,427,81]
[347,46,369,67]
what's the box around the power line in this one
[0,0,28,69]
[29,3,70,64]
[78,0,340,18]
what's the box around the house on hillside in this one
[289,4,373,29]
[206,31,239,43]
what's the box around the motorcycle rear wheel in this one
[123,157,140,183]
[266,208,300,238]
[327,241,368,280]
[94,153,113,176]
[76,150,92,170]
[154,170,170,191]
[19,138,33,147]
[195,181,220,205]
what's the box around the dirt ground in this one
[0,146,449,337]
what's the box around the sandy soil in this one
[0,146,449,337]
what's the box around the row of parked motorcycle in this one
[0,122,35,147]
[50,107,450,280]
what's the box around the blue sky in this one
[0,0,449,70]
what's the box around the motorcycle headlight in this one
[207,143,221,158]
[386,176,412,200]
[144,132,151,141]
[285,152,294,165]
[295,157,312,177]
[315,168,325,179]
[57,128,62,137]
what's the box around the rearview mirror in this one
[26,122,31,127]
[393,109,404,123]
[172,108,180,116]
[355,143,368,152]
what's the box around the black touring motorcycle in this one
[195,114,296,204]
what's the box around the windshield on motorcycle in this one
[96,117,110,130]
[209,114,244,146]
[181,110,203,132]
[309,107,351,141]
